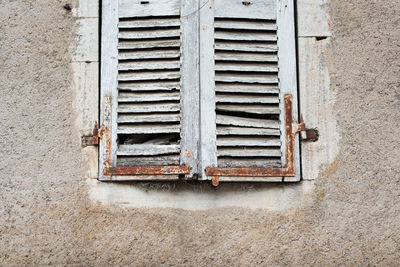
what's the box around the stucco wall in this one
[0,0,399,265]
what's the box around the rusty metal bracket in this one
[104,166,190,176]
[302,128,319,142]
[81,122,99,148]
[206,94,300,181]
[294,116,319,142]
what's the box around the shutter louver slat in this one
[117,145,180,156]
[116,15,181,166]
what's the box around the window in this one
[99,0,300,184]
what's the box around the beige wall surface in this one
[0,0,399,265]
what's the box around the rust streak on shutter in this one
[104,166,189,175]
[206,94,302,177]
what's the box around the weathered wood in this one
[118,70,180,81]
[216,83,279,93]
[216,104,280,114]
[215,41,277,52]
[118,102,180,113]
[118,49,180,60]
[180,0,200,178]
[118,124,180,134]
[118,81,180,91]
[216,114,280,128]
[215,30,277,41]
[118,91,180,102]
[216,94,279,104]
[100,0,119,180]
[199,0,217,179]
[217,136,281,146]
[118,28,180,39]
[217,147,281,157]
[118,59,180,70]
[215,51,277,62]
[118,155,180,166]
[217,158,281,168]
[118,17,180,28]
[215,0,276,20]
[119,0,180,18]
[215,62,278,72]
[215,73,278,83]
[117,144,180,156]
[277,0,300,180]
[118,39,180,49]
[217,126,280,135]
[118,113,180,123]
[215,19,277,30]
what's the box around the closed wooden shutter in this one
[200,0,300,182]
[100,0,199,180]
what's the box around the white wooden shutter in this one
[100,0,199,180]
[100,0,300,182]
[201,0,300,182]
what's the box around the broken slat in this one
[215,20,277,30]
[123,133,178,145]
[217,147,281,157]
[118,102,180,113]
[216,94,279,104]
[216,83,279,93]
[118,81,180,91]
[217,136,281,146]
[217,126,280,136]
[119,49,180,60]
[216,104,280,115]
[215,31,277,41]
[118,91,180,102]
[215,51,278,62]
[215,62,278,72]
[216,114,280,128]
[119,28,180,39]
[215,41,277,52]
[118,60,180,71]
[118,39,180,49]
[118,70,180,81]
[117,144,180,156]
[215,73,278,83]
[119,18,180,28]
[118,124,180,134]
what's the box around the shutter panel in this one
[117,0,181,168]
[100,0,198,180]
[203,0,300,181]
[214,0,281,169]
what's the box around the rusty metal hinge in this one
[296,116,319,142]
[81,122,99,148]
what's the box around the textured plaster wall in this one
[0,0,399,266]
